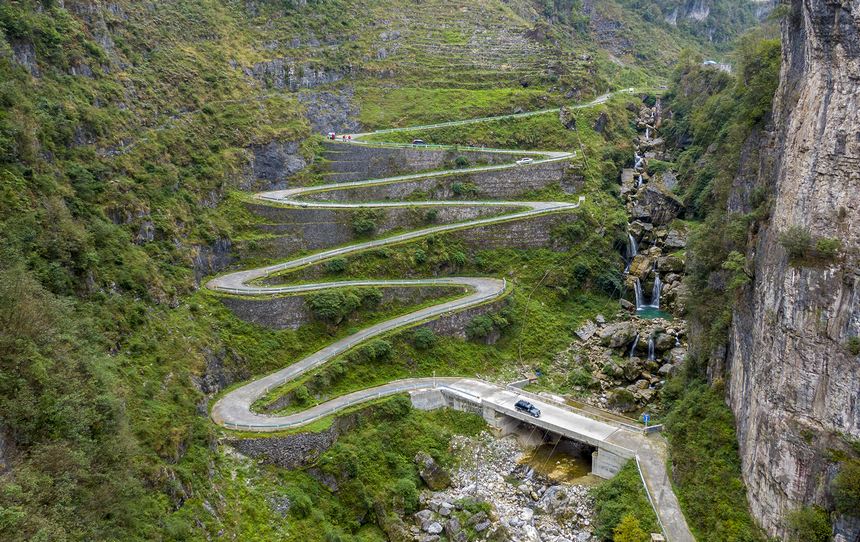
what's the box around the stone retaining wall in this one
[243,203,511,257]
[320,142,526,182]
[307,160,581,201]
[221,286,461,330]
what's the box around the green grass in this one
[662,380,763,542]
[591,460,660,540]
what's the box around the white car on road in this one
[516,157,534,165]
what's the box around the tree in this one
[786,506,831,542]
[613,513,648,542]
[833,459,860,516]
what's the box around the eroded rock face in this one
[248,140,307,189]
[715,1,860,538]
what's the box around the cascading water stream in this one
[647,335,656,361]
[651,274,662,309]
[636,174,643,188]
[629,333,640,358]
[633,277,645,309]
[645,126,651,140]
[634,152,643,169]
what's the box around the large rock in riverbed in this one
[599,322,637,349]
[630,184,684,226]
[415,452,451,490]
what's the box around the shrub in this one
[663,382,762,541]
[293,385,310,405]
[815,237,841,260]
[614,514,649,542]
[779,225,812,260]
[424,209,438,223]
[786,506,831,542]
[307,290,361,324]
[454,155,470,168]
[847,337,860,357]
[466,315,494,340]
[352,339,392,363]
[392,478,419,513]
[325,258,348,274]
[412,327,437,350]
[569,368,593,389]
[352,217,376,235]
[413,249,427,264]
[451,181,477,196]
[591,461,658,539]
[291,494,313,518]
[833,458,860,516]
[449,250,467,267]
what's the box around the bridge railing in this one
[504,384,644,433]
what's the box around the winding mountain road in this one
[207,89,694,541]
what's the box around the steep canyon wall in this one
[719,0,860,537]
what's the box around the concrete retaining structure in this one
[306,160,581,202]
[319,142,528,182]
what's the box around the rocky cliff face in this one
[720,0,860,537]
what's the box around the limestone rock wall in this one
[718,1,860,537]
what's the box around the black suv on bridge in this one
[514,399,541,418]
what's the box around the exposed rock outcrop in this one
[713,1,860,538]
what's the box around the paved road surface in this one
[207,89,694,541]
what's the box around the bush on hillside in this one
[785,506,831,542]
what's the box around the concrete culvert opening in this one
[510,423,597,484]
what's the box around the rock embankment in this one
[408,433,595,542]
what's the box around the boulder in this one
[559,106,577,130]
[538,486,569,513]
[633,185,684,226]
[414,452,451,490]
[664,228,687,249]
[444,517,461,536]
[628,255,653,279]
[658,253,685,273]
[654,333,675,352]
[660,170,679,191]
[658,363,674,376]
[599,322,638,349]
[575,319,598,341]
[620,298,635,311]
[423,521,443,535]
[621,358,643,381]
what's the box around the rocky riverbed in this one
[409,432,596,542]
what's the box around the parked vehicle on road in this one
[515,399,541,418]
[516,157,534,165]
[412,139,426,145]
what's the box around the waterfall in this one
[633,277,645,308]
[651,274,663,309]
[629,333,640,358]
[634,152,643,169]
[647,335,656,361]
[637,174,643,188]
[624,232,638,273]
[675,335,681,347]
[645,126,651,140]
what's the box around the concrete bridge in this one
[410,379,632,478]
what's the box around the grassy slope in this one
[0,0,766,539]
